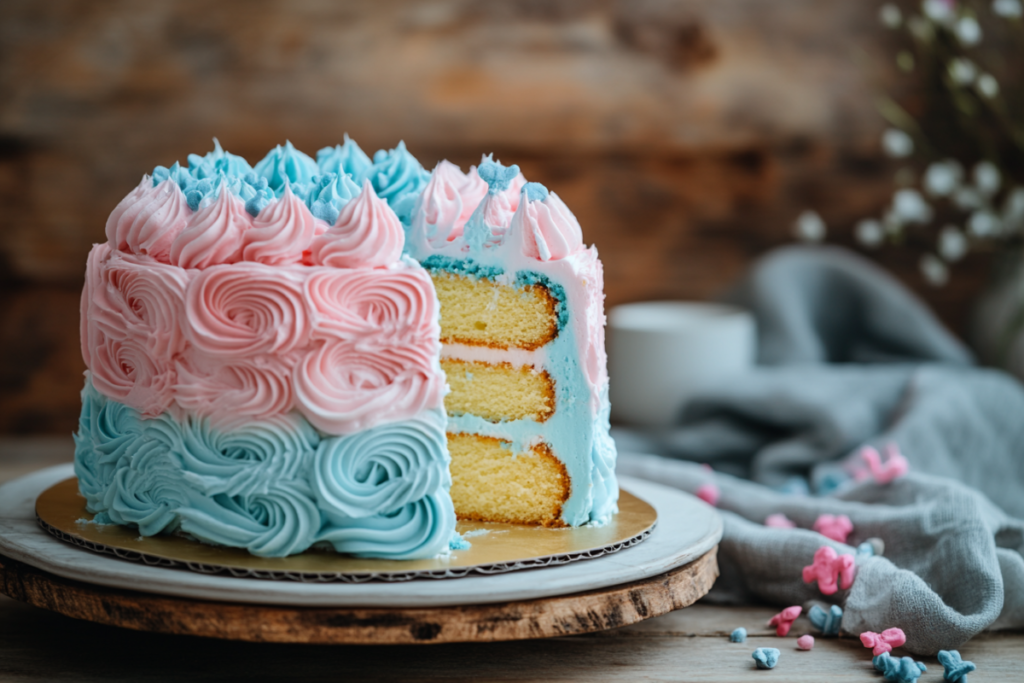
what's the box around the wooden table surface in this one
[1,439,1021,682]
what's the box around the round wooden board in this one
[0,546,718,644]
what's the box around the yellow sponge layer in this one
[448,433,569,526]
[430,272,558,350]
[441,359,555,424]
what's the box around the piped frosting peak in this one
[509,183,585,262]
[308,180,405,268]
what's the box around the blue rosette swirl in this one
[74,376,145,511]
[316,491,456,560]
[176,478,322,557]
[177,413,320,498]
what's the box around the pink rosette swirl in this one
[174,350,295,429]
[81,243,113,369]
[88,334,176,417]
[293,341,444,435]
[304,266,438,342]
[184,263,311,357]
[241,184,322,265]
[86,249,191,360]
[514,191,584,261]
[308,180,403,269]
[170,185,251,269]
[106,178,191,263]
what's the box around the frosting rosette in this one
[304,266,437,342]
[87,330,176,417]
[176,478,321,557]
[174,351,296,429]
[311,410,448,519]
[293,340,444,435]
[74,376,145,510]
[86,247,190,361]
[308,181,404,268]
[253,141,319,196]
[170,185,252,269]
[317,134,373,184]
[511,185,584,261]
[184,263,310,357]
[316,490,455,559]
[176,412,319,497]
[240,184,320,265]
[106,178,191,263]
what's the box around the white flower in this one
[880,4,903,27]
[955,16,983,46]
[923,0,956,24]
[938,225,968,261]
[949,58,978,85]
[882,129,914,158]
[855,219,885,248]
[923,160,964,197]
[976,74,1000,98]
[920,253,949,287]
[974,161,1002,196]
[993,0,1023,19]
[967,210,1002,237]
[892,188,934,224]
[953,187,984,210]
[1002,187,1024,233]
[794,210,826,242]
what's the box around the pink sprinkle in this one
[859,444,909,485]
[797,634,815,650]
[859,628,906,655]
[802,546,857,595]
[767,606,802,636]
[696,483,719,506]
[813,514,854,543]
[765,513,796,529]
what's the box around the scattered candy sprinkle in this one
[860,628,907,656]
[860,443,909,484]
[730,627,747,643]
[937,650,976,683]
[873,652,926,683]
[696,482,720,506]
[808,604,843,636]
[802,546,857,595]
[797,634,815,650]
[752,648,780,670]
[765,513,796,528]
[813,513,854,543]
[768,606,802,636]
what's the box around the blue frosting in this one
[301,172,361,224]
[317,135,373,185]
[421,255,505,281]
[477,158,520,194]
[253,141,320,196]
[522,182,549,202]
[74,377,453,559]
[188,138,253,179]
[365,141,429,219]
[449,532,471,551]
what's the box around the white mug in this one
[608,302,756,427]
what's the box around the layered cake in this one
[74,138,617,559]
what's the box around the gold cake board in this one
[0,548,718,644]
[36,478,657,582]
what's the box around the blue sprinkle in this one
[448,532,471,551]
[523,182,549,202]
[874,653,927,683]
[478,158,520,193]
[937,650,976,683]
[808,604,843,636]
[730,627,747,643]
[858,541,875,557]
[752,648,779,669]
[245,193,270,217]
[420,255,505,281]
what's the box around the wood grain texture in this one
[0,547,718,644]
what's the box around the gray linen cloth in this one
[613,246,1024,654]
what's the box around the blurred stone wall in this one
[0,0,992,433]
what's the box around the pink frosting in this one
[106,178,191,263]
[86,249,191,361]
[88,335,176,417]
[419,162,464,246]
[514,191,584,261]
[184,263,310,357]
[174,350,294,428]
[170,186,251,269]
[482,190,517,231]
[308,181,403,268]
[293,340,444,435]
[241,184,322,265]
[305,266,437,342]
[458,165,489,231]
